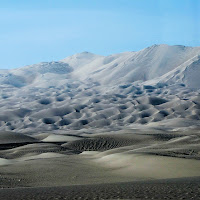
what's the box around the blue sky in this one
[0,0,199,69]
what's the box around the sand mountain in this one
[0,44,200,133]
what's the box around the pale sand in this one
[1,45,200,133]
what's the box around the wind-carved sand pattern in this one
[0,45,200,199]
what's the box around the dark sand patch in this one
[0,177,199,200]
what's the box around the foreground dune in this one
[0,129,199,199]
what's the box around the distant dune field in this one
[0,45,200,133]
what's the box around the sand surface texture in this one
[0,177,200,200]
[0,45,200,199]
[0,129,200,199]
[0,45,200,133]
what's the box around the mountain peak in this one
[60,51,103,69]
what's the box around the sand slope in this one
[1,44,200,199]
[0,45,200,133]
[0,129,199,199]
[0,130,199,187]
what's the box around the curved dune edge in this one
[83,152,200,179]
[0,153,65,166]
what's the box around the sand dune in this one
[0,45,200,132]
[0,130,199,186]
[0,131,37,144]
[0,44,200,199]
[0,130,199,199]
[89,153,200,179]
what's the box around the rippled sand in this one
[0,129,200,199]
